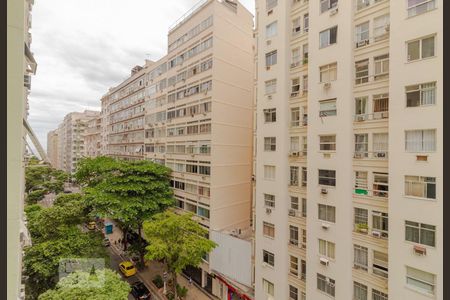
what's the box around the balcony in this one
[353,151,388,160]
[355,0,387,12]
[354,111,388,122]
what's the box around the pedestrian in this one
[189,277,192,285]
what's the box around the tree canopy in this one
[38,269,130,300]
[144,211,217,298]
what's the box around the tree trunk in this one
[137,223,145,268]
[122,226,128,251]
[172,271,178,299]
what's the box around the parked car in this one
[119,261,137,277]
[130,281,151,299]
[103,237,110,247]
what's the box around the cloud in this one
[28,0,255,151]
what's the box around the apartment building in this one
[84,115,103,158]
[49,110,100,173]
[254,1,442,300]
[7,0,38,298]
[100,1,255,298]
[47,129,59,167]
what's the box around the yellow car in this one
[119,261,137,277]
[87,221,96,230]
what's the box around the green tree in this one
[78,157,174,265]
[143,211,217,299]
[26,189,47,205]
[38,269,130,300]
[25,164,68,196]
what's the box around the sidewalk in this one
[105,219,213,300]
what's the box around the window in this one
[355,59,369,85]
[264,108,276,123]
[354,244,368,271]
[320,63,337,83]
[264,165,275,180]
[405,221,436,246]
[373,94,389,113]
[264,137,276,151]
[372,211,389,237]
[356,0,371,10]
[372,251,388,278]
[302,136,307,156]
[290,137,300,151]
[301,167,307,187]
[405,176,436,199]
[319,26,338,48]
[354,134,368,158]
[301,198,307,217]
[263,222,275,238]
[374,14,390,41]
[292,17,301,35]
[354,207,368,226]
[289,256,298,276]
[264,194,275,208]
[352,99,367,120]
[265,79,277,94]
[319,239,335,259]
[318,204,336,223]
[304,14,309,32]
[291,196,299,210]
[406,82,436,107]
[289,225,299,245]
[374,54,389,80]
[303,44,309,62]
[289,285,298,300]
[320,0,338,13]
[372,289,388,300]
[290,166,299,186]
[373,133,388,156]
[407,0,436,17]
[317,273,335,297]
[291,48,301,66]
[319,99,337,117]
[353,281,368,300]
[291,78,300,93]
[407,35,435,61]
[266,0,277,10]
[320,135,336,151]
[266,21,277,38]
[263,279,274,297]
[355,22,369,45]
[291,107,300,127]
[318,169,336,186]
[266,50,278,67]
[405,129,436,152]
[263,250,274,266]
[300,260,306,280]
[406,266,435,295]
[373,172,388,197]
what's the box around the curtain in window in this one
[319,239,326,255]
[406,267,435,294]
[405,222,420,242]
[422,36,435,58]
[421,83,436,105]
[423,129,436,151]
[373,133,388,152]
[354,246,368,268]
[354,283,367,300]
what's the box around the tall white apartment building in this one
[254,1,442,300]
[101,1,255,298]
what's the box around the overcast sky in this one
[29,0,255,151]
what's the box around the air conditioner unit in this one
[267,9,273,15]
[375,152,386,158]
[372,231,381,238]
[320,257,329,266]
[293,151,299,156]
[266,40,272,45]
[323,82,331,89]
[321,223,330,230]
[329,7,338,15]
[288,209,296,217]
[413,245,426,255]
[381,111,389,118]
[373,112,382,119]
[266,66,271,70]
[321,188,328,194]
[356,115,366,122]
[357,39,369,48]
[384,24,390,32]
[266,208,272,214]
[267,95,272,100]
[291,92,299,97]
[290,62,298,68]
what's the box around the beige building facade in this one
[84,115,103,158]
[254,1,442,300]
[47,129,59,167]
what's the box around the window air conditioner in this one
[375,152,386,158]
[357,39,369,48]
[290,62,299,68]
[372,231,381,238]
[267,95,272,100]
[329,7,338,15]
[266,208,272,214]
[321,223,330,230]
[267,9,273,15]
[320,257,329,266]
[323,82,331,89]
[413,245,426,255]
[321,188,328,194]
[293,151,299,156]
[288,209,296,217]
[385,24,390,32]
[356,115,366,122]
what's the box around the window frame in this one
[319,26,338,48]
[406,35,436,62]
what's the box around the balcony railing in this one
[354,111,389,122]
[353,188,388,198]
[356,0,385,11]
[353,151,388,160]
